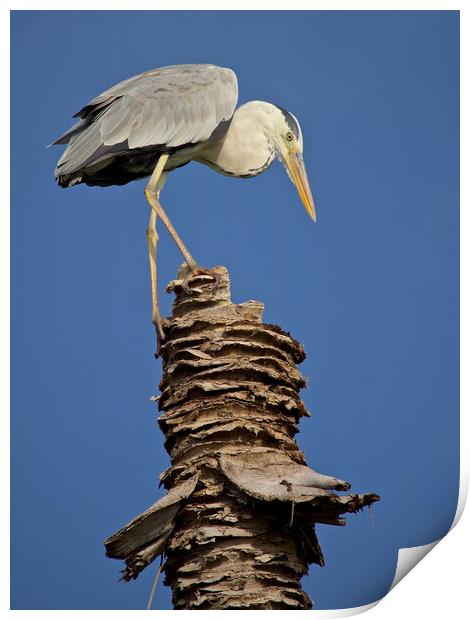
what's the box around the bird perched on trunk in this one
[53,63,316,352]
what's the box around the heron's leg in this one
[144,155,170,354]
[146,206,164,345]
[144,157,198,271]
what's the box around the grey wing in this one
[54,64,238,177]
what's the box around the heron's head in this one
[270,105,316,221]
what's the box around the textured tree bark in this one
[105,265,379,610]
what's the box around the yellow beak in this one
[284,147,316,221]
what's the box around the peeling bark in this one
[105,265,380,609]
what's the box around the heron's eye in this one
[285,132,294,142]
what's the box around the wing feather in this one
[55,64,238,177]
[55,123,103,175]
[100,98,134,145]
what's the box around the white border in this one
[2,2,465,9]
[4,2,466,617]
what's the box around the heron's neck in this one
[197,101,277,177]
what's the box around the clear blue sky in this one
[11,10,459,611]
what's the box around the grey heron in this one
[53,64,316,350]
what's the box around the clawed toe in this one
[153,320,166,358]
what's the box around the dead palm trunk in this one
[105,266,379,610]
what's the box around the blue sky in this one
[11,10,459,610]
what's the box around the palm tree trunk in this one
[105,266,379,610]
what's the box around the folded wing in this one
[54,64,238,178]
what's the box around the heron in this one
[53,64,316,351]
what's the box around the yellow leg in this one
[146,206,164,343]
[144,154,198,355]
[144,155,197,270]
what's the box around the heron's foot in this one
[153,315,166,359]
[182,267,221,295]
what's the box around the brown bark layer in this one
[105,266,379,610]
